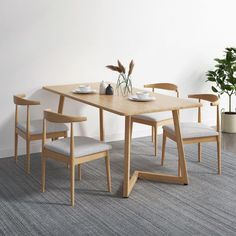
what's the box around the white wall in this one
[0,0,235,158]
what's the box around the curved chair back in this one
[13,94,40,135]
[188,94,219,106]
[44,110,87,123]
[43,110,87,158]
[13,94,40,106]
[188,94,220,132]
[144,83,179,97]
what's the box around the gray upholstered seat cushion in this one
[17,120,68,135]
[163,122,219,139]
[45,136,112,157]
[132,112,171,122]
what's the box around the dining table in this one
[43,82,201,198]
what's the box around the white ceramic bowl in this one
[136,91,150,100]
[79,85,91,92]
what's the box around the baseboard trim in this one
[0,143,42,159]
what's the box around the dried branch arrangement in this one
[106,60,134,96]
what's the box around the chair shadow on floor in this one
[0,132,223,207]
[21,186,124,206]
[0,155,122,207]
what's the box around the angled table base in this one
[43,83,201,198]
[123,110,188,198]
[124,171,187,197]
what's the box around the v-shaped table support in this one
[123,110,188,197]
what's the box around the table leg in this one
[99,108,104,141]
[58,95,65,114]
[53,95,65,142]
[172,110,188,184]
[123,116,132,197]
[123,110,189,197]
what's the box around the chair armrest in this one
[144,83,178,92]
[188,94,219,106]
[44,110,87,123]
[13,94,40,106]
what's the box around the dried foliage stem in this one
[106,60,134,96]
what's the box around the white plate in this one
[72,89,96,94]
[128,95,156,102]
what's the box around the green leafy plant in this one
[106,60,134,96]
[206,47,236,112]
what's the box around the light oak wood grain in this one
[42,110,111,206]
[144,83,178,93]
[43,83,201,116]
[131,83,179,156]
[43,82,201,198]
[13,94,67,174]
[161,94,221,175]
[99,108,104,141]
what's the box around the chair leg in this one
[41,155,46,192]
[66,132,69,171]
[70,163,75,207]
[161,130,167,166]
[198,143,201,162]
[26,139,30,174]
[105,152,112,192]
[78,164,81,181]
[66,131,69,168]
[154,126,158,157]
[130,120,133,139]
[178,157,181,177]
[152,126,154,142]
[14,132,18,163]
[217,136,221,175]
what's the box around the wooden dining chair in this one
[13,94,68,174]
[131,83,179,156]
[161,94,221,175]
[41,110,112,207]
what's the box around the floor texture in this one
[0,136,236,236]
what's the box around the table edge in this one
[43,86,202,116]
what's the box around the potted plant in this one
[206,47,236,133]
[106,60,134,96]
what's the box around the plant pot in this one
[221,112,236,133]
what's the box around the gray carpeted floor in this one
[0,136,236,236]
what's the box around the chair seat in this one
[17,119,68,135]
[45,136,112,157]
[163,122,219,139]
[132,112,171,122]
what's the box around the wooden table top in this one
[43,83,201,116]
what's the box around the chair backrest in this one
[43,110,87,158]
[44,110,87,124]
[144,83,179,97]
[13,94,40,106]
[188,94,220,132]
[13,94,40,135]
